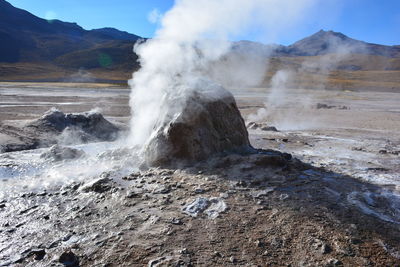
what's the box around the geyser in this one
[144,83,251,167]
[128,0,318,166]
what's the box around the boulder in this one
[144,86,251,166]
[28,108,119,142]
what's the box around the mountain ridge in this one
[0,0,140,65]
[1,0,400,89]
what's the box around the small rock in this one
[28,249,46,261]
[194,188,205,194]
[152,185,170,194]
[252,188,275,198]
[170,218,183,225]
[321,243,332,254]
[182,197,209,217]
[350,238,361,245]
[81,178,112,193]
[313,239,332,255]
[326,258,343,266]
[205,198,228,219]
[236,180,247,187]
[229,256,237,263]
[255,239,264,248]
[59,250,79,267]
[260,126,278,132]
[179,248,189,254]
[126,190,141,198]
[213,251,222,257]
[148,256,171,267]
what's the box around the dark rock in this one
[316,103,349,110]
[236,180,247,187]
[251,153,288,168]
[40,145,85,162]
[261,126,278,131]
[321,243,332,254]
[316,103,336,109]
[326,258,343,266]
[229,256,237,263]
[247,122,278,132]
[59,250,79,267]
[19,205,38,215]
[144,86,251,167]
[194,188,205,194]
[81,178,112,193]
[148,256,169,266]
[28,249,46,260]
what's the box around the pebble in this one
[194,188,205,194]
[59,250,79,267]
[170,218,183,225]
[28,249,46,261]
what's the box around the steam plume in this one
[128,0,317,149]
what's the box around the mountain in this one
[0,0,140,67]
[285,30,400,57]
[1,0,400,87]
[232,30,400,58]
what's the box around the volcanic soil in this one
[0,83,399,266]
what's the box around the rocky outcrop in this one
[27,108,119,141]
[0,109,120,153]
[144,86,251,166]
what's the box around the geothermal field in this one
[0,82,399,266]
[1,0,400,266]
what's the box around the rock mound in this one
[144,86,251,166]
[0,109,120,153]
[28,108,119,141]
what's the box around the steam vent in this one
[145,86,251,166]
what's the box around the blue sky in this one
[7,0,400,45]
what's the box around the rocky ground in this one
[0,83,399,266]
[1,152,399,266]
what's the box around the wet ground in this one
[0,83,399,266]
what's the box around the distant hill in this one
[0,0,140,69]
[233,30,400,59]
[284,30,400,58]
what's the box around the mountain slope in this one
[0,0,140,67]
[285,30,400,57]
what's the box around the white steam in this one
[129,0,317,149]
[249,32,368,129]
[147,8,163,24]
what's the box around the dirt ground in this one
[0,82,399,266]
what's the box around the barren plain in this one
[0,82,399,266]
